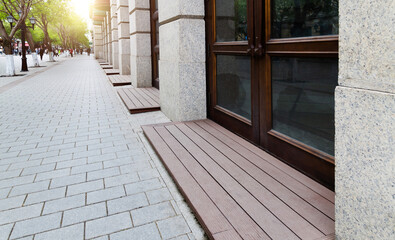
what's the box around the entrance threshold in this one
[142,119,335,240]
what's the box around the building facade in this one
[90,0,394,238]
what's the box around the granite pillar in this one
[129,0,152,87]
[335,0,395,239]
[158,0,206,121]
[93,25,104,59]
[110,0,119,68]
[117,0,130,75]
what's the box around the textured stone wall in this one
[93,25,104,59]
[335,0,395,239]
[117,0,130,75]
[158,0,206,121]
[129,0,152,87]
[110,0,119,68]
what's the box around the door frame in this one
[150,0,159,89]
[205,0,337,189]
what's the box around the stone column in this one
[335,0,394,239]
[102,21,107,61]
[110,0,119,68]
[105,12,112,64]
[93,25,104,59]
[158,0,206,121]
[129,0,152,87]
[117,0,130,75]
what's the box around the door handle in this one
[247,44,255,56]
[254,44,263,57]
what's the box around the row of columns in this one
[92,0,207,122]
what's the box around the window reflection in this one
[272,57,338,155]
[271,0,338,38]
[216,0,248,42]
[217,55,251,120]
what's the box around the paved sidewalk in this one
[0,56,206,240]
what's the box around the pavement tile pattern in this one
[0,56,206,240]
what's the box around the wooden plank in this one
[153,126,269,240]
[185,122,334,235]
[165,124,298,240]
[102,65,113,69]
[143,88,160,103]
[131,88,157,107]
[108,75,131,87]
[178,123,326,239]
[199,120,335,219]
[104,69,119,75]
[117,88,160,114]
[204,119,335,203]
[142,126,236,238]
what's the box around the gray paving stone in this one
[25,187,66,205]
[0,195,25,211]
[10,212,62,239]
[62,202,107,226]
[146,188,173,205]
[56,158,87,169]
[29,150,59,160]
[85,212,132,239]
[50,173,86,188]
[35,223,84,240]
[0,223,13,240]
[87,167,120,181]
[0,169,21,181]
[157,216,191,240]
[103,157,134,168]
[41,154,73,164]
[88,153,117,164]
[71,162,102,174]
[125,178,163,195]
[87,186,125,204]
[138,168,160,181]
[43,194,85,214]
[170,235,190,240]
[131,202,176,226]
[107,193,149,215]
[110,223,161,240]
[0,188,10,199]
[104,172,139,188]
[119,161,152,174]
[67,179,104,196]
[35,168,70,181]
[9,180,49,197]
[21,163,55,176]
[73,149,102,159]
[8,160,42,171]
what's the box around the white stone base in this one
[5,55,15,76]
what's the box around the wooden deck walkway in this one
[97,59,107,63]
[102,65,113,69]
[104,69,120,75]
[117,87,160,114]
[99,62,109,66]
[142,119,335,240]
[108,75,132,86]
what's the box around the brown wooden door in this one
[207,0,260,143]
[207,0,338,189]
[150,0,159,89]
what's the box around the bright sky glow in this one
[70,0,93,28]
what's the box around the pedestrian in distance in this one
[39,46,45,60]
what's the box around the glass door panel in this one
[215,0,248,42]
[216,55,252,121]
[271,0,339,38]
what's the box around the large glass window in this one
[216,55,252,120]
[216,0,248,42]
[271,0,339,38]
[271,57,338,155]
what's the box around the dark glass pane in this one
[216,0,248,42]
[271,0,339,38]
[271,57,338,155]
[217,55,251,120]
